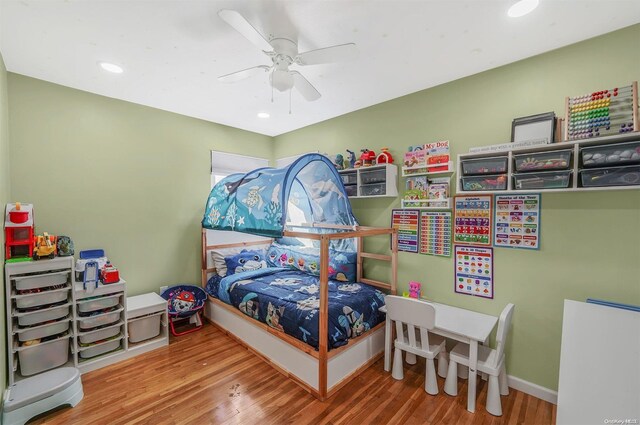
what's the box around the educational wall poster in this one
[419,211,452,257]
[453,195,493,246]
[494,194,541,250]
[454,245,494,299]
[391,209,419,253]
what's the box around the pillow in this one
[210,245,268,277]
[266,242,356,282]
[224,249,268,276]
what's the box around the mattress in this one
[206,268,386,350]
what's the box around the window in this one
[210,151,269,188]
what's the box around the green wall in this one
[0,53,10,391]
[274,24,640,391]
[7,74,272,298]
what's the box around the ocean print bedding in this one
[206,268,386,350]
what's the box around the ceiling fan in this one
[217,9,358,102]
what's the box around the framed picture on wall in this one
[511,112,556,144]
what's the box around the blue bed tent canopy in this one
[202,154,358,238]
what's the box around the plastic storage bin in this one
[16,319,70,342]
[13,271,69,291]
[359,168,386,184]
[14,287,69,309]
[344,184,357,197]
[581,141,640,168]
[359,183,386,196]
[461,156,508,176]
[77,306,123,330]
[17,334,70,376]
[580,165,640,187]
[128,312,162,343]
[16,303,71,326]
[77,294,120,314]
[461,174,507,191]
[514,150,572,172]
[513,170,572,190]
[79,338,122,359]
[79,323,122,344]
[340,172,357,185]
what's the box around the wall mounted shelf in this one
[339,164,398,198]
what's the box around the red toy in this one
[100,261,120,284]
[376,147,394,164]
[360,149,376,167]
[4,203,34,261]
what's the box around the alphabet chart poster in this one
[454,245,494,299]
[391,209,419,253]
[494,194,541,250]
[454,195,493,246]
[419,211,452,257]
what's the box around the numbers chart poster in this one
[419,211,452,257]
[494,194,541,250]
[391,209,420,253]
[454,245,494,299]
[454,195,493,246]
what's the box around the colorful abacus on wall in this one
[565,81,638,141]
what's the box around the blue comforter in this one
[206,268,386,350]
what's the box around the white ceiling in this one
[1,1,639,137]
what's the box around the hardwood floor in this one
[30,324,556,424]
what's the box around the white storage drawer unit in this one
[13,270,70,291]
[14,287,70,309]
[77,294,121,314]
[79,338,122,359]
[16,319,71,342]
[78,322,122,344]
[127,293,168,346]
[15,303,71,326]
[16,335,71,376]
[77,306,123,330]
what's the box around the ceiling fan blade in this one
[218,65,270,83]
[218,9,273,52]
[295,43,358,66]
[291,71,321,101]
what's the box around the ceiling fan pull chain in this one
[271,69,274,103]
[289,89,292,115]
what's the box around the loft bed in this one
[200,154,397,400]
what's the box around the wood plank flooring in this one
[30,324,556,424]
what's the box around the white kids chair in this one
[385,295,448,395]
[444,303,514,416]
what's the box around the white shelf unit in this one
[5,257,75,386]
[74,280,127,373]
[456,132,640,194]
[400,162,454,210]
[338,164,398,198]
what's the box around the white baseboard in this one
[507,375,558,405]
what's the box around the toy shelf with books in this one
[401,141,454,209]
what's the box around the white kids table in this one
[380,300,498,413]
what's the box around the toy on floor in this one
[161,284,207,336]
[33,232,57,260]
[408,281,421,299]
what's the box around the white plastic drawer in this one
[14,287,70,309]
[359,168,386,184]
[16,318,70,342]
[128,312,162,343]
[16,334,70,376]
[77,306,123,330]
[77,294,121,314]
[79,338,122,359]
[15,303,71,326]
[78,322,123,344]
[13,270,69,291]
[359,183,386,196]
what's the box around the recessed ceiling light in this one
[257,112,270,118]
[98,62,124,74]
[507,0,539,17]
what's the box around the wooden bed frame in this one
[201,225,398,400]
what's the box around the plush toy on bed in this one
[224,250,268,275]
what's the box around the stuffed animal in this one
[408,281,421,299]
[346,149,356,168]
[334,153,344,170]
[224,250,267,275]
